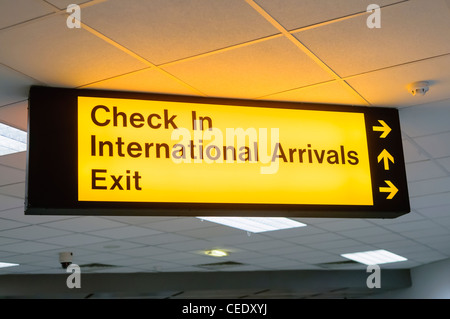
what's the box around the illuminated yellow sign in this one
[78,96,373,205]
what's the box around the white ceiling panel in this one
[0,15,147,87]
[410,192,450,210]
[37,233,110,246]
[0,0,55,30]
[45,0,94,10]
[83,68,201,96]
[0,216,27,230]
[405,160,448,182]
[163,37,333,99]
[87,225,161,240]
[0,101,28,131]
[345,54,450,107]
[0,64,39,107]
[402,139,429,164]
[417,204,450,219]
[42,216,127,232]
[262,80,365,106]
[399,99,450,138]
[294,0,450,77]
[254,0,405,31]
[409,177,450,198]
[0,225,70,240]
[126,233,194,246]
[0,182,25,198]
[0,194,23,212]
[437,157,450,172]
[81,240,144,253]
[81,0,278,65]
[0,165,25,186]
[414,131,450,158]
[0,240,61,253]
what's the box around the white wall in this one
[373,258,450,299]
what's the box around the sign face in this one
[26,86,410,218]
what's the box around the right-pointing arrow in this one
[379,180,398,199]
[377,149,394,170]
[372,120,391,138]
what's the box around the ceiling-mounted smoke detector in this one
[407,81,429,96]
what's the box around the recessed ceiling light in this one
[0,262,19,269]
[0,122,27,156]
[198,217,306,233]
[341,249,407,265]
[205,249,228,257]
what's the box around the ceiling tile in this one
[286,232,345,244]
[87,226,161,240]
[405,160,447,182]
[0,182,25,198]
[358,232,406,244]
[81,240,144,252]
[81,0,277,65]
[163,37,333,99]
[409,177,450,198]
[0,236,21,246]
[159,239,212,252]
[126,233,194,246]
[0,0,54,30]
[410,192,450,210]
[437,157,450,173]
[0,207,74,224]
[42,216,126,232]
[402,139,429,163]
[146,218,211,232]
[0,100,28,131]
[45,0,94,10]
[0,225,70,240]
[399,99,450,138]
[254,0,404,31]
[0,150,26,170]
[294,0,450,77]
[345,55,450,107]
[262,80,365,106]
[0,64,39,107]
[0,241,61,253]
[0,165,25,186]
[314,219,373,232]
[306,238,361,250]
[414,131,450,158]
[114,246,175,258]
[339,226,392,238]
[37,233,110,246]
[0,194,23,212]
[83,68,200,96]
[178,226,242,239]
[263,225,325,239]
[0,15,147,87]
[417,204,450,219]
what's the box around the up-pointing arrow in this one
[377,149,394,170]
[372,120,391,138]
[379,180,398,199]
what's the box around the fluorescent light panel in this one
[198,217,306,233]
[341,249,407,265]
[0,262,19,269]
[0,123,27,156]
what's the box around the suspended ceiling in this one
[0,0,450,298]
